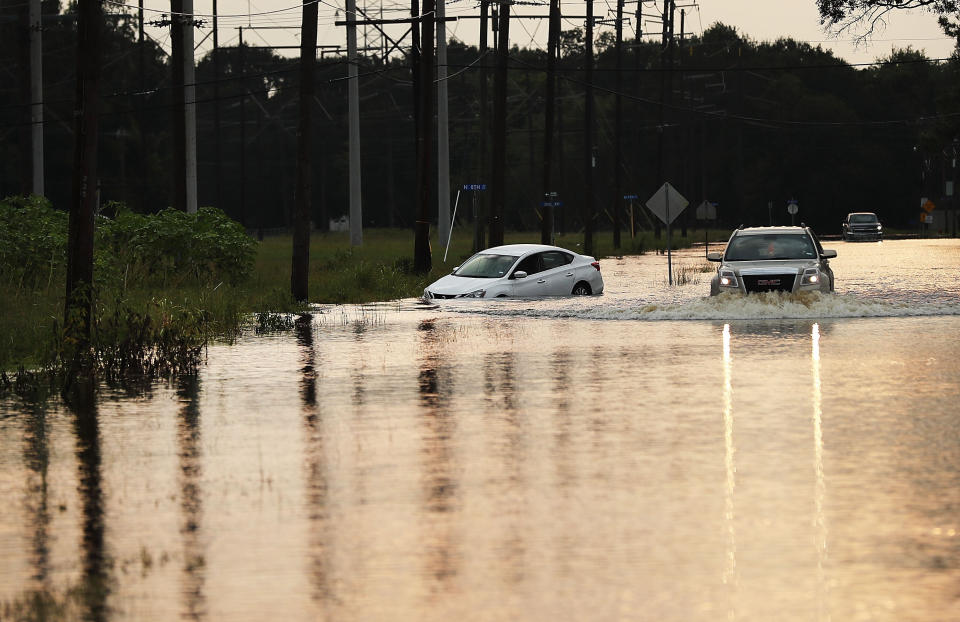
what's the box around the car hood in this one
[426,273,499,295]
[724,259,819,274]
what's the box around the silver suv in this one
[708,226,837,296]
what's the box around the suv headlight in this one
[801,268,820,285]
[458,288,486,298]
[719,269,738,287]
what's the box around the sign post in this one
[542,192,562,245]
[787,199,799,226]
[624,194,638,239]
[645,182,689,285]
[696,200,717,256]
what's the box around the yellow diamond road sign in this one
[922,198,936,213]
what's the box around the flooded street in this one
[2,239,959,621]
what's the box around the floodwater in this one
[2,239,959,622]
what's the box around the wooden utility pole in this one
[184,0,197,214]
[170,0,186,211]
[65,0,102,353]
[436,0,451,246]
[212,0,221,210]
[583,0,594,256]
[30,0,43,196]
[613,0,623,249]
[291,0,318,302]
[490,0,510,247]
[540,0,559,244]
[474,0,489,252]
[413,0,435,272]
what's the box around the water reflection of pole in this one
[176,374,207,620]
[483,349,524,584]
[23,404,52,587]
[721,324,739,612]
[811,324,829,621]
[417,319,459,586]
[296,314,332,604]
[71,391,108,622]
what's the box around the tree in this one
[817,0,960,40]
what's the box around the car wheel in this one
[571,282,592,296]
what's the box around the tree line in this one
[2,1,959,237]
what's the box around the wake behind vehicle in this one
[708,226,836,296]
[423,244,604,299]
[842,212,883,241]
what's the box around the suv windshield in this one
[454,253,519,278]
[849,213,878,224]
[724,234,817,261]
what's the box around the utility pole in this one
[291,0,318,302]
[65,0,102,354]
[239,27,247,227]
[475,0,489,252]
[540,0,559,244]
[30,0,43,196]
[346,0,363,246]
[184,0,197,214]
[170,0,186,211]
[612,0,623,249]
[490,0,510,247]
[437,0,451,246]
[583,0,594,256]
[138,0,147,210]
[213,0,221,210]
[414,0,435,271]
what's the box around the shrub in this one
[0,195,68,290]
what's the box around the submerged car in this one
[842,212,883,241]
[708,226,836,296]
[423,244,604,299]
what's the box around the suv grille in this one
[742,273,796,293]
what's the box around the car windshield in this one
[849,213,878,223]
[724,234,818,261]
[454,253,518,278]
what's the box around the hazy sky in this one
[139,0,956,65]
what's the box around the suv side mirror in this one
[821,249,837,259]
[706,252,723,262]
[513,271,528,279]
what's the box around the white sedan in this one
[423,244,604,299]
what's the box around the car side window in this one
[541,251,573,271]
[808,231,826,256]
[513,253,542,277]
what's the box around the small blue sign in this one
[463,184,487,191]
[623,194,638,200]
[541,201,563,207]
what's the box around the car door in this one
[510,252,551,296]
[539,250,577,295]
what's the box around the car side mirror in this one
[706,252,723,262]
[452,266,460,273]
[513,270,528,279]
[821,249,837,259]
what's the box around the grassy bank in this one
[2,224,726,373]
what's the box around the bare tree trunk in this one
[291,0,318,302]
[65,0,102,365]
[540,0,559,244]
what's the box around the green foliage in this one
[97,204,257,288]
[0,195,68,290]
